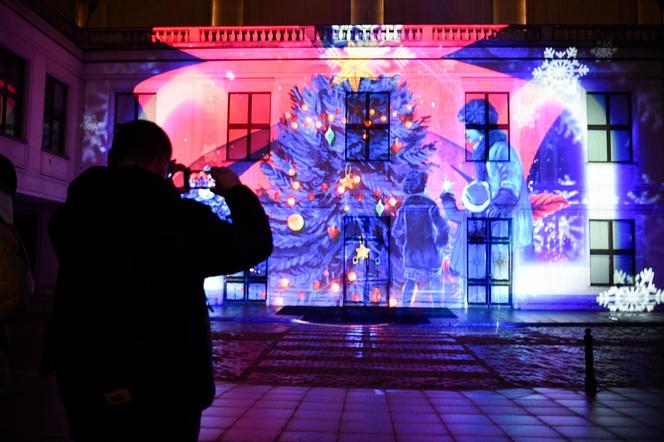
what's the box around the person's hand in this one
[440,191,456,204]
[210,167,241,195]
[168,161,188,176]
[167,162,191,194]
[485,204,501,218]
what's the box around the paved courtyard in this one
[211,322,664,390]
[1,304,663,441]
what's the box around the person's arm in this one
[486,143,522,217]
[178,168,272,278]
[392,207,405,246]
[431,207,449,248]
[440,192,464,223]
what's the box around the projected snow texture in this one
[80,25,664,308]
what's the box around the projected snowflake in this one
[532,47,589,96]
[591,40,617,62]
[597,268,664,312]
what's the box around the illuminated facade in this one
[2,2,663,309]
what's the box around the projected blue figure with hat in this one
[441,99,533,275]
[393,170,449,306]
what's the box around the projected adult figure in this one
[441,99,533,275]
[393,170,449,306]
[49,120,272,441]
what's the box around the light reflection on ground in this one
[212,322,664,389]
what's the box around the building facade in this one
[2,0,663,309]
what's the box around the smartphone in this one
[188,169,216,189]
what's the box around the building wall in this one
[3,0,663,307]
[0,2,83,296]
[47,0,664,27]
[78,32,664,309]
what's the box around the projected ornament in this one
[391,138,404,154]
[597,268,664,312]
[325,126,336,146]
[375,199,385,216]
[532,47,589,96]
[352,239,370,264]
[370,287,382,303]
[326,225,339,239]
[287,213,304,231]
[338,164,356,193]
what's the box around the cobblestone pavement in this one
[211,323,664,390]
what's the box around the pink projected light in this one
[140,24,564,191]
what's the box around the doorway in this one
[224,260,268,303]
[342,216,391,306]
[466,218,512,306]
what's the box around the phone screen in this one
[188,170,216,189]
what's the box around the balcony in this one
[92,24,664,50]
[7,0,664,50]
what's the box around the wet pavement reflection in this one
[211,322,664,389]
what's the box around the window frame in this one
[0,46,26,140]
[223,260,268,303]
[344,91,391,162]
[463,92,510,163]
[226,92,271,162]
[114,92,157,126]
[42,74,68,156]
[586,92,633,163]
[589,219,636,286]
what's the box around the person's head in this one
[108,120,173,178]
[402,170,427,195]
[0,153,18,198]
[457,99,499,148]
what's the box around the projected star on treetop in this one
[324,46,391,92]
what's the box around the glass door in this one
[224,260,268,303]
[467,218,512,306]
[343,216,391,306]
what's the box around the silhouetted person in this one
[441,99,533,275]
[49,120,272,441]
[0,154,33,395]
[393,170,449,306]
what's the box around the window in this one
[227,92,270,161]
[345,92,390,161]
[42,75,68,155]
[589,219,635,285]
[224,260,268,302]
[587,92,632,162]
[0,46,26,138]
[114,93,156,126]
[463,92,510,162]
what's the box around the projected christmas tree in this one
[261,74,435,300]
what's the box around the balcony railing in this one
[7,0,664,50]
[147,24,663,49]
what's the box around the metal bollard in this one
[584,328,598,397]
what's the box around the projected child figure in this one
[441,99,533,275]
[393,171,449,306]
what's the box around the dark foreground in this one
[1,305,663,441]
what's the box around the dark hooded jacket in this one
[393,194,449,271]
[49,166,272,415]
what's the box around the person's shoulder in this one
[488,140,511,159]
[407,194,437,206]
